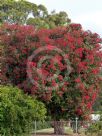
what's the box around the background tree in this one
[0,0,32,24]
[1,23,102,134]
[27,10,70,28]
[0,0,70,28]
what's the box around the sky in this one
[28,0,102,36]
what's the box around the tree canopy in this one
[0,0,71,28]
[1,23,102,123]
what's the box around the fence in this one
[30,119,102,135]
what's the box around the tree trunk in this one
[53,120,64,135]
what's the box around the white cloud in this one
[72,11,102,35]
[73,11,102,25]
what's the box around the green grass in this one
[36,128,54,133]
[35,127,73,134]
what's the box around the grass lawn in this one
[31,127,87,136]
[32,127,74,135]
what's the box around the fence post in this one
[75,117,78,133]
[34,120,37,136]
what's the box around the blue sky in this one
[28,0,102,36]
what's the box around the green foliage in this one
[36,116,52,130]
[93,71,102,112]
[0,0,33,24]
[93,91,102,112]
[86,122,102,136]
[36,121,52,130]
[86,115,102,136]
[0,0,70,28]
[0,85,46,136]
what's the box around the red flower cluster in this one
[1,23,102,120]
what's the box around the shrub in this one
[86,114,102,136]
[0,85,46,136]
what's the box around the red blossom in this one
[84,95,90,100]
[76,108,83,115]
[1,23,102,121]
[75,77,81,83]
[87,102,92,109]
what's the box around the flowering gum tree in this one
[1,23,102,134]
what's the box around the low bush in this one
[0,85,46,136]
[86,115,102,136]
